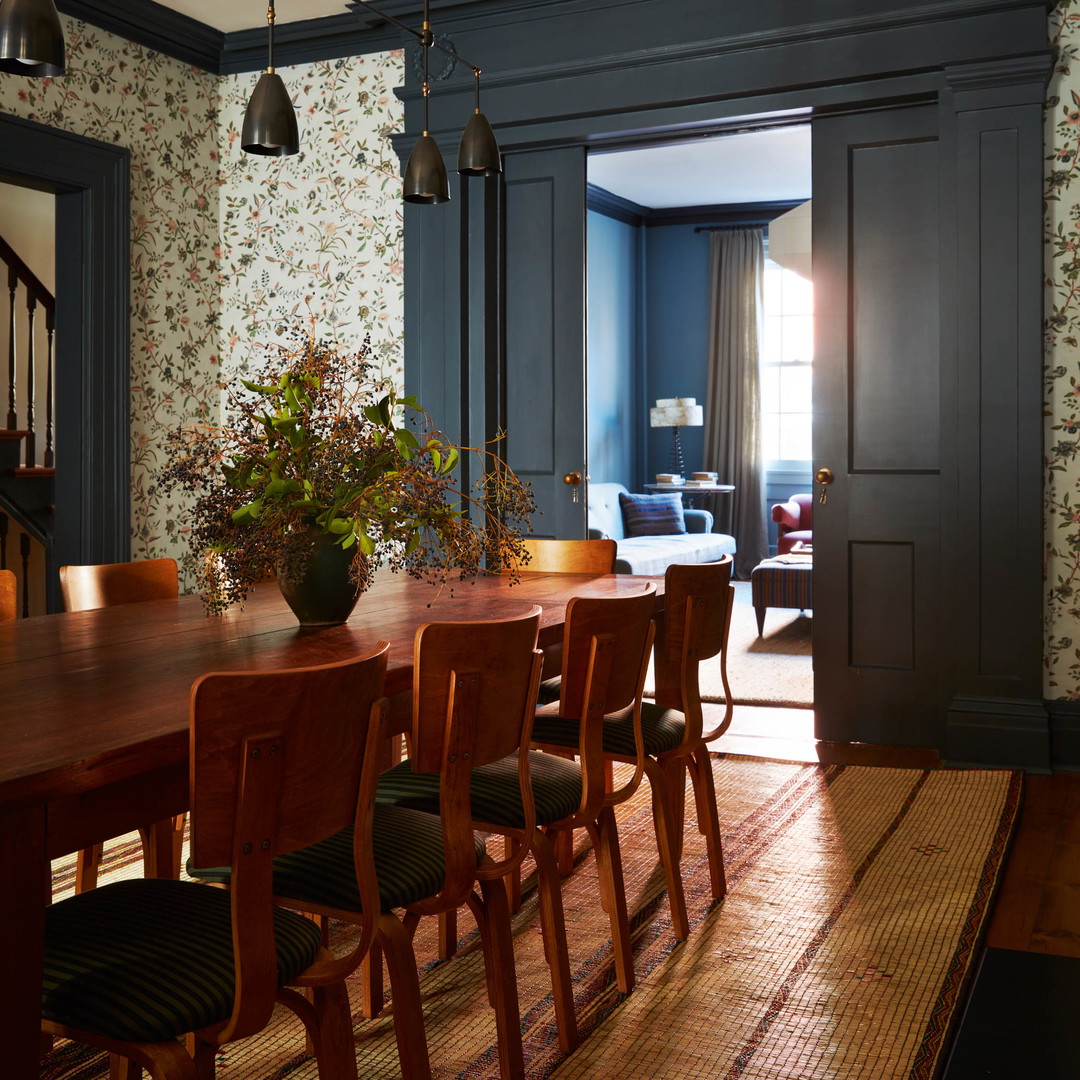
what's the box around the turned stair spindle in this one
[6,264,15,430]
[0,511,7,570]
[19,533,29,618]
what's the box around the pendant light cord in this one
[421,0,431,136]
[267,0,276,73]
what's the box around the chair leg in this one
[309,980,360,1080]
[503,835,523,913]
[359,940,384,1018]
[109,1054,141,1080]
[585,806,635,995]
[139,820,178,880]
[644,757,689,940]
[531,830,579,1053]
[438,908,458,960]
[689,748,727,900]
[477,879,525,1080]
[75,843,103,893]
[378,914,433,1080]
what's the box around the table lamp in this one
[650,397,704,477]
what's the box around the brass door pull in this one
[563,471,582,503]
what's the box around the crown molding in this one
[586,183,646,226]
[58,0,223,71]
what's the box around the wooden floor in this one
[706,703,1080,960]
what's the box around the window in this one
[760,256,813,464]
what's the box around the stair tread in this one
[12,466,56,477]
[0,429,29,440]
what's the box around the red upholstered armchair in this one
[771,493,813,555]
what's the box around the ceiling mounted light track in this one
[242,0,300,157]
[354,0,501,203]
[0,0,66,78]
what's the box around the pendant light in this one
[0,0,66,77]
[457,68,501,176]
[241,0,299,157]
[403,5,449,204]
[354,0,501,203]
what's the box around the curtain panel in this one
[702,228,767,579]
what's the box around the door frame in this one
[0,112,130,610]
[397,1,1052,764]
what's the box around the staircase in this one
[0,234,56,617]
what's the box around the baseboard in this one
[1046,699,1080,771]
[945,696,1050,771]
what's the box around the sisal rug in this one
[645,580,813,708]
[43,757,1019,1080]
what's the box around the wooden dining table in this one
[0,568,661,1078]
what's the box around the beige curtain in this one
[703,228,767,579]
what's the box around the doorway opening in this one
[583,121,813,728]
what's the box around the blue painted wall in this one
[643,224,711,484]
[586,209,642,489]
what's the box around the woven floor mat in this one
[42,757,1019,1080]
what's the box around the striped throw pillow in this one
[619,492,686,536]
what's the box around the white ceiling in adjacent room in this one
[588,125,812,209]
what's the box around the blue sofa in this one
[587,482,736,575]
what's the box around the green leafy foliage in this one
[162,325,535,613]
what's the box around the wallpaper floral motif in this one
[1046,3,1080,698]
[0,19,404,585]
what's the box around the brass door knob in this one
[563,472,582,486]
[815,467,834,486]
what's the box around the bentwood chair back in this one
[516,538,617,575]
[59,557,179,612]
[57,557,182,892]
[42,646,390,1080]
[0,568,15,621]
[246,608,543,1080]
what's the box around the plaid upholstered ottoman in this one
[750,556,813,635]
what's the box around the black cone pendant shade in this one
[242,72,300,156]
[0,0,65,77]
[458,110,501,176]
[404,134,450,204]
[241,0,298,158]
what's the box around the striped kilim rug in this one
[42,756,1020,1080]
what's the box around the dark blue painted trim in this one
[586,184,646,226]
[58,0,223,71]
[655,200,803,227]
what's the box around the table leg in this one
[1,804,48,1078]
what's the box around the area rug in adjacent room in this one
[42,757,1019,1080]
[645,580,813,708]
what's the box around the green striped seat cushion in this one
[189,804,482,914]
[536,676,562,705]
[376,751,582,829]
[43,878,322,1043]
[532,701,687,758]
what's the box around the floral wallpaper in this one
[0,18,404,586]
[1046,3,1080,698]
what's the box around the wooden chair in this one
[59,558,181,892]
[41,646,390,1080]
[0,568,15,621]
[601,558,735,938]
[378,586,657,1057]
[59,557,179,612]
[194,608,545,1080]
[513,538,616,691]
[516,537,617,575]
